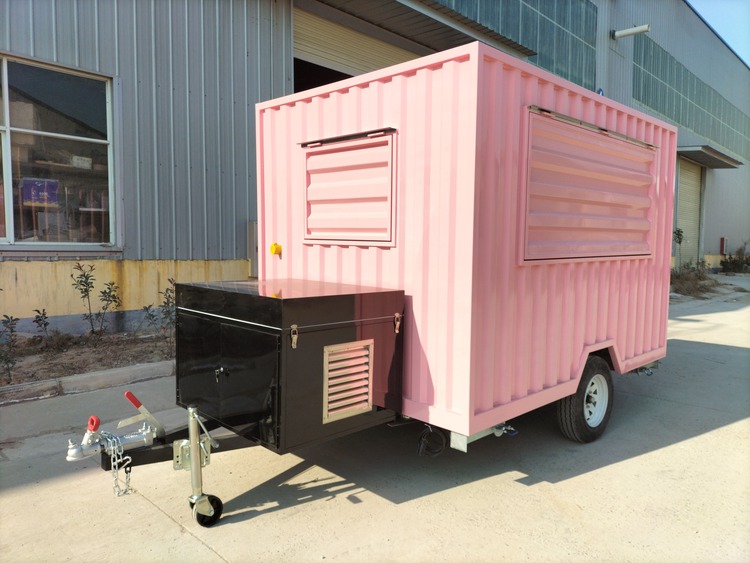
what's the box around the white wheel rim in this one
[584,373,609,427]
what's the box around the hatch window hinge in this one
[394,313,402,334]
[290,324,299,349]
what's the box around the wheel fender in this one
[572,342,620,385]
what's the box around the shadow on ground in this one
[217,337,748,524]
[1,337,746,520]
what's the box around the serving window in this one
[523,109,658,261]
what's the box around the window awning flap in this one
[677,145,743,169]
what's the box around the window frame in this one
[302,129,398,248]
[521,107,659,264]
[0,55,118,255]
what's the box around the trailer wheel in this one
[557,356,613,443]
[193,495,223,528]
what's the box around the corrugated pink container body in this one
[256,42,676,436]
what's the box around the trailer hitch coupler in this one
[66,415,103,462]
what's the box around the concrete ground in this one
[1,274,748,563]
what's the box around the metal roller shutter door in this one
[293,8,420,76]
[676,159,702,265]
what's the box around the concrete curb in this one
[0,360,175,405]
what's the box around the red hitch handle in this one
[87,415,101,432]
[124,391,142,409]
[120,389,165,438]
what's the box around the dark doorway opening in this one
[294,58,352,92]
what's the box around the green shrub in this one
[71,262,122,341]
[1,314,19,383]
[720,239,749,273]
[141,278,176,356]
[671,260,717,297]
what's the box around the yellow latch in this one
[270,242,282,256]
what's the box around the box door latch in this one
[394,313,402,334]
[290,324,299,349]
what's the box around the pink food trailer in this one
[256,41,676,445]
[67,42,677,526]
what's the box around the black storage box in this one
[176,279,404,454]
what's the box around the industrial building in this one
[0,0,747,327]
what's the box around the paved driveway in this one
[1,275,748,562]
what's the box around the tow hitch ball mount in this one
[65,391,224,527]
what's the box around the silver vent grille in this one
[323,339,374,424]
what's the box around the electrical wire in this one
[417,424,446,457]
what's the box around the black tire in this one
[557,355,613,443]
[193,495,223,528]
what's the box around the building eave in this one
[677,145,743,169]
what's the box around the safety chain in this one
[101,431,133,496]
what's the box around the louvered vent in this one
[323,340,375,424]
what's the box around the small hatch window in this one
[303,130,396,247]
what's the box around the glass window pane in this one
[0,64,4,127]
[8,62,107,140]
[12,136,109,243]
[0,136,5,238]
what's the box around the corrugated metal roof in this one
[309,0,535,55]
